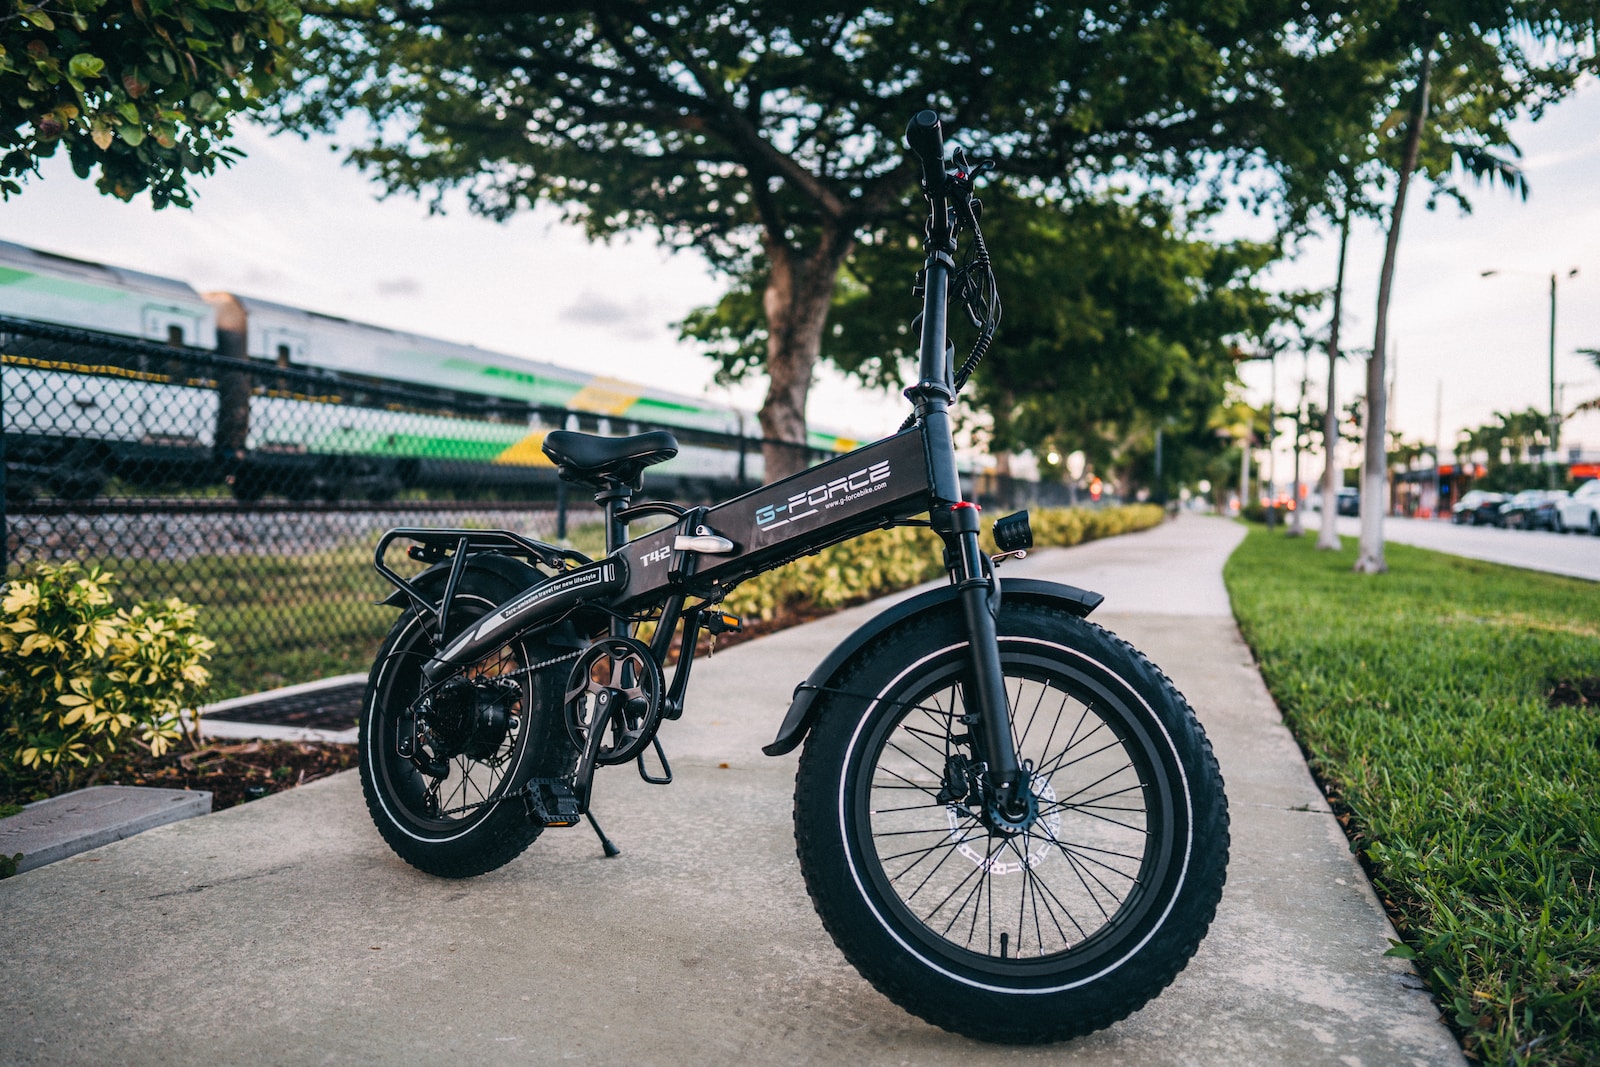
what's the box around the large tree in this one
[1341,6,1593,573]
[1232,2,1594,568]
[2,0,301,206]
[684,187,1294,491]
[275,0,1378,479]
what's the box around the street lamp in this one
[1481,266,1580,488]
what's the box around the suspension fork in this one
[936,501,1024,810]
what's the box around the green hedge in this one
[722,503,1165,623]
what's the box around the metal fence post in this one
[1,372,8,575]
[556,478,568,541]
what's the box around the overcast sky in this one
[4,79,1597,459]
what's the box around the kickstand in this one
[585,810,620,858]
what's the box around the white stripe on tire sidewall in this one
[366,597,529,845]
[836,635,1194,995]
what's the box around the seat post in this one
[594,480,634,555]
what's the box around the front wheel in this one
[793,602,1229,1044]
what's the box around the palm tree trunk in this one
[1355,41,1436,574]
[1317,196,1352,550]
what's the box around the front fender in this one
[761,577,1103,757]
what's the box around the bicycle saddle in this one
[542,428,679,489]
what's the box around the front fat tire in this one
[793,603,1229,1044]
[359,571,575,878]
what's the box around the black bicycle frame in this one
[373,109,1026,806]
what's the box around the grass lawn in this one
[1224,525,1600,1067]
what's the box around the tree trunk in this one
[758,225,855,482]
[1355,42,1435,575]
[206,292,254,455]
[1316,199,1351,551]
[1288,361,1307,537]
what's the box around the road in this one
[1316,512,1600,581]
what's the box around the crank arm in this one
[522,689,618,828]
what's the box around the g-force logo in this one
[755,460,892,531]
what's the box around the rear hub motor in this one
[421,676,521,761]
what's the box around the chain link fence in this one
[0,317,812,699]
[3,315,1070,701]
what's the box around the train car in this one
[202,292,764,500]
[0,241,858,503]
[0,240,215,347]
[0,240,912,504]
[0,242,226,497]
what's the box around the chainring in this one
[563,636,665,766]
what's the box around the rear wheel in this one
[360,568,577,878]
[794,602,1229,1043]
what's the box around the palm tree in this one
[1574,349,1600,416]
[1494,408,1551,464]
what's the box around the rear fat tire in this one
[360,570,576,878]
[793,603,1229,1044]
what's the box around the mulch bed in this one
[2,740,358,814]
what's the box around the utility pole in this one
[1482,266,1578,490]
[1288,351,1309,537]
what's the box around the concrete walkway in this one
[0,516,1464,1066]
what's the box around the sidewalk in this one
[0,515,1465,1066]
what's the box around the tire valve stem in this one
[1000,932,1010,959]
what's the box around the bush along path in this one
[717,503,1165,626]
[1223,525,1600,1067]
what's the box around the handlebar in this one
[905,110,945,193]
[900,110,1000,428]
[905,110,949,240]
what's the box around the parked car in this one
[1498,488,1566,531]
[1451,490,1508,525]
[1336,488,1360,516]
[1556,479,1600,535]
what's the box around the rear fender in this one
[761,578,1103,757]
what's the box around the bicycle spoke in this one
[855,638,1172,975]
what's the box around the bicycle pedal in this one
[704,612,742,635]
[523,779,583,827]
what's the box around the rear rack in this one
[374,527,592,637]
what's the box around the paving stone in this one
[0,785,211,874]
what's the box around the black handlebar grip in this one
[905,110,945,179]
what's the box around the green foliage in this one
[275,1,1412,462]
[721,504,1164,624]
[1,0,301,206]
[699,188,1305,486]
[0,562,215,791]
[1269,4,1597,230]
[1225,527,1600,1066]
[279,3,1349,252]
